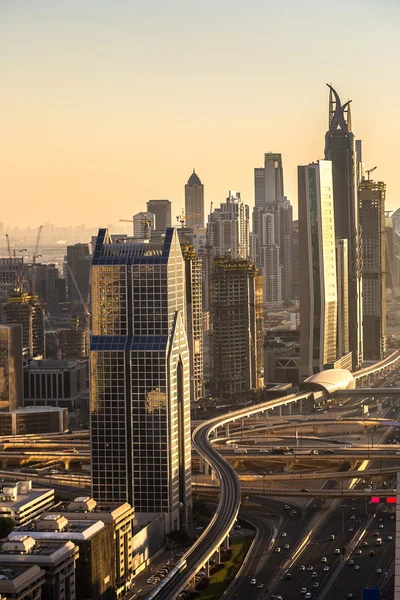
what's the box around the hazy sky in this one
[1,0,399,227]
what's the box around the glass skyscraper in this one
[90,228,192,532]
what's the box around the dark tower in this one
[324,85,363,369]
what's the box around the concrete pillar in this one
[199,456,204,474]
[278,406,282,417]
[225,424,230,437]
[223,536,230,550]
[288,404,292,416]
[213,547,221,563]
[299,399,303,414]
[204,562,210,577]
[64,460,70,470]
[241,418,245,427]
[265,409,268,420]
[211,468,216,481]
[213,429,218,439]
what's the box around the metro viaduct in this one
[192,483,397,499]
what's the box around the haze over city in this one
[1,0,400,226]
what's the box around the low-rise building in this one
[0,564,45,600]
[0,481,54,525]
[23,359,88,409]
[0,406,68,436]
[0,536,78,600]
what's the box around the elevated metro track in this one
[218,451,400,461]
[193,483,396,499]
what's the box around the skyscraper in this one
[254,152,284,208]
[207,191,250,259]
[0,324,23,412]
[185,170,204,229]
[2,289,45,360]
[298,161,338,379]
[0,258,24,303]
[359,179,386,360]
[335,238,350,358]
[67,243,91,306]
[211,257,264,397]
[90,228,192,531]
[132,211,155,240]
[146,199,172,233]
[324,85,363,369]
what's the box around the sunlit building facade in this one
[90,228,192,532]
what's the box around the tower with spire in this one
[185,169,204,230]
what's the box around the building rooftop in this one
[187,170,201,186]
[0,481,54,517]
[25,359,85,370]
[47,497,134,522]
[9,513,105,541]
[11,406,65,414]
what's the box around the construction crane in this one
[5,234,11,258]
[31,225,43,294]
[119,218,152,240]
[366,166,377,180]
[176,209,203,228]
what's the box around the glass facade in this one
[90,228,192,531]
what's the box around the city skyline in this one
[1,1,399,226]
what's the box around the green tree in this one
[0,517,15,538]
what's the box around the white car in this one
[282,532,287,537]
[305,594,312,599]
[324,566,330,572]
[275,547,281,553]
[354,565,360,571]
[300,589,307,595]
[321,557,327,563]
[377,569,382,574]
[250,578,256,585]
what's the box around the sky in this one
[1,0,400,228]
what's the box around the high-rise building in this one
[66,244,91,306]
[24,263,64,313]
[0,324,23,412]
[2,289,45,360]
[291,220,299,300]
[0,258,24,303]
[207,191,250,259]
[132,211,155,240]
[254,152,284,208]
[359,179,386,360]
[146,200,172,233]
[385,214,400,297]
[324,85,363,369]
[335,238,350,358]
[90,228,192,531]
[211,258,264,397]
[298,160,338,379]
[185,170,204,229]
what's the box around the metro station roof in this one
[300,369,355,394]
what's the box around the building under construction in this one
[211,257,264,398]
[57,316,88,360]
[2,289,45,360]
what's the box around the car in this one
[275,547,281,553]
[351,515,356,520]
[250,578,256,585]
[50,469,59,474]
[260,449,269,453]
[300,588,307,595]
[299,565,306,571]
[301,488,310,492]
[321,557,327,563]
[356,518,362,523]
[362,541,369,547]
[348,595,354,599]
[312,504,317,509]
[284,505,290,510]
[195,526,204,531]
[312,571,318,578]
[325,449,335,454]
[374,532,380,537]
[370,551,375,556]
[387,535,393,541]
[307,565,314,571]
[257,583,264,589]
[334,548,340,555]
[282,532,287,537]
[313,582,319,589]
[284,544,290,549]
[285,572,292,579]
[349,560,354,566]
[305,594,312,599]
[356,549,362,555]
[329,534,335,540]
[354,565,360,571]
[324,565,330,572]
[349,528,354,532]
[379,524,384,529]
[377,568,382,574]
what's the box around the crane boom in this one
[5,234,11,259]
[33,225,43,265]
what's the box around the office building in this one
[211,257,264,397]
[24,263,64,313]
[207,191,250,259]
[0,537,78,600]
[90,228,192,531]
[146,200,172,233]
[24,359,88,409]
[254,152,284,207]
[359,179,386,360]
[0,258,24,303]
[336,239,350,358]
[298,160,338,379]
[185,170,204,229]
[0,563,44,600]
[0,406,68,435]
[132,211,155,240]
[0,325,23,412]
[0,480,55,525]
[324,85,363,369]
[2,289,45,360]
[386,214,400,297]
[291,220,299,300]
[66,243,91,306]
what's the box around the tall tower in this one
[207,191,250,259]
[66,243,91,306]
[2,289,45,360]
[298,161,338,379]
[324,85,363,369]
[146,200,172,233]
[0,325,23,411]
[90,228,192,531]
[359,179,386,360]
[185,170,204,229]
[211,258,264,397]
[254,152,284,208]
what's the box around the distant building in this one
[386,214,400,296]
[298,160,338,379]
[0,406,67,436]
[24,359,88,409]
[0,480,54,525]
[185,170,204,229]
[359,179,386,360]
[2,289,45,360]
[254,152,284,208]
[90,228,192,532]
[57,319,88,360]
[66,243,91,307]
[0,324,23,412]
[132,211,155,240]
[291,220,299,300]
[0,537,78,600]
[0,258,24,303]
[146,199,172,233]
[207,191,250,259]
[212,258,264,397]
[24,263,64,313]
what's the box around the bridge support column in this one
[64,460,70,470]
[225,424,230,437]
[287,404,292,416]
[241,418,245,427]
[199,456,204,474]
[278,406,282,417]
[213,547,221,563]
[299,399,303,414]
[211,468,216,481]
[204,562,210,577]
[223,536,230,551]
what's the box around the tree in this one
[0,517,15,538]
